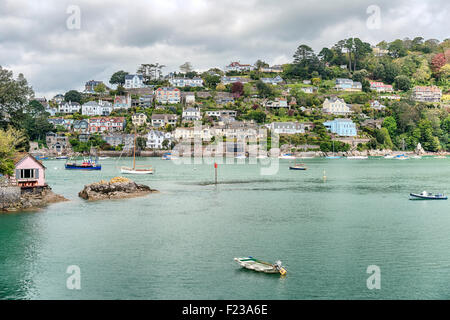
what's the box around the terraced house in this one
[411,86,442,102]
[169,77,204,87]
[155,87,181,104]
[88,117,126,133]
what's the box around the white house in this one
[267,122,305,134]
[151,114,178,128]
[205,110,237,119]
[124,74,145,89]
[264,98,288,108]
[322,97,352,115]
[182,107,201,121]
[58,101,81,114]
[146,130,172,149]
[169,77,204,87]
[260,75,284,85]
[82,101,112,116]
[225,62,254,72]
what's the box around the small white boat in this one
[120,166,153,175]
[347,156,368,160]
[409,191,448,200]
[235,154,247,159]
[234,257,287,275]
[434,156,447,159]
[278,153,296,160]
[99,156,110,160]
[256,154,268,159]
[411,155,422,159]
[384,154,394,159]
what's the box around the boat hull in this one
[120,167,153,174]
[289,166,307,170]
[409,193,448,200]
[234,257,285,274]
[65,164,101,170]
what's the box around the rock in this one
[1,185,68,212]
[78,177,157,201]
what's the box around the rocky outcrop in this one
[78,177,157,201]
[1,185,68,212]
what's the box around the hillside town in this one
[1,37,450,161]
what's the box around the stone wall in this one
[0,186,21,210]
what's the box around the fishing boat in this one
[347,156,368,160]
[55,156,68,160]
[120,130,153,174]
[234,257,287,275]
[35,155,49,160]
[384,154,394,159]
[409,191,448,200]
[65,157,101,170]
[278,153,296,160]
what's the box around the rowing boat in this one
[234,257,287,275]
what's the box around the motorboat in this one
[289,164,307,170]
[394,154,409,160]
[409,191,447,200]
[234,257,287,275]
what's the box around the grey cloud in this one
[0,0,448,97]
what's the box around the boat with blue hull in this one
[409,191,447,200]
[65,157,102,170]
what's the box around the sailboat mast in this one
[133,131,136,170]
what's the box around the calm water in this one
[0,157,449,300]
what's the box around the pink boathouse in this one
[12,153,46,188]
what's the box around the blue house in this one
[323,119,357,137]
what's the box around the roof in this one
[14,153,46,169]
[125,74,143,80]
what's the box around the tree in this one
[255,60,269,69]
[293,44,315,64]
[94,83,107,94]
[231,82,244,98]
[382,116,398,138]
[110,70,129,85]
[431,53,446,76]
[376,127,394,149]
[204,74,220,89]
[0,127,27,175]
[388,39,407,58]
[64,90,82,103]
[246,110,266,123]
[0,66,34,129]
[180,62,193,74]
[255,80,274,98]
[394,75,411,91]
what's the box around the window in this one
[18,169,37,179]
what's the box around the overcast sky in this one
[0,0,449,98]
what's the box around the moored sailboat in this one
[120,130,153,175]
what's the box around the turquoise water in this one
[0,157,449,299]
